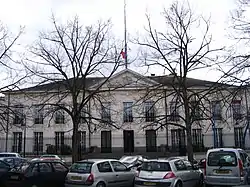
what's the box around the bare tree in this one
[23,16,123,162]
[136,2,228,161]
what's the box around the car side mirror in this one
[192,165,199,170]
[126,167,131,171]
[137,166,141,171]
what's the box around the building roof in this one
[4,69,232,93]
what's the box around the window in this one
[52,162,68,172]
[101,131,112,153]
[123,102,133,122]
[34,132,43,154]
[145,101,155,122]
[141,161,171,172]
[110,161,127,172]
[0,160,9,168]
[211,101,222,120]
[31,163,39,173]
[169,101,179,121]
[55,107,65,124]
[101,102,111,123]
[13,105,25,125]
[192,129,203,147]
[234,127,244,148]
[145,130,157,152]
[12,132,22,153]
[97,161,113,173]
[70,162,93,173]
[208,151,237,166]
[39,163,52,172]
[231,100,242,120]
[174,160,187,171]
[171,129,186,149]
[55,131,64,153]
[214,128,223,147]
[191,101,202,120]
[33,105,44,124]
[78,104,88,123]
[77,131,86,153]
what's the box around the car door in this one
[51,162,68,186]
[97,161,117,187]
[240,151,250,183]
[110,161,134,187]
[183,160,200,186]
[174,160,191,186]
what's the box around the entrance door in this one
[146,130,157,152]
[123,130,134,153]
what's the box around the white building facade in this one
[0,69,249,155]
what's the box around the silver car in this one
[135,158,203,187]
[205,148,250,186]
[65,159,136,187]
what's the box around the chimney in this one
[151,74,155,76]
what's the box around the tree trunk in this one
[186,125,194,162]
[72,123,79,163]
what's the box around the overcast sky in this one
[0,0,239,82]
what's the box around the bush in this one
[46,144,72,155]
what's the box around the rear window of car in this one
[141,161,171,172]
[70,162,93,173]
[208,151,237,166]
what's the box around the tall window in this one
[123,102,133,122]
[169,101,180,121]
[192,129,203,146]
[145,130,157,152]
[191,101,202,120]
[101,131,112,153]
[171,129,185,149]
[101,102,111,123]
[214,128,223,147]
[55,108,65,124]
[34,132,43,154]
[231,100,242,120]
[33,105,44,124]
[145,101,155,122]
[55,131,64,153]
[211,101,222,120]
[234,127,244,148]
[13,105,25,125]
[79,105,88,124]
[12,132,22,153]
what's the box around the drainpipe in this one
[164,89,168,151]
[243,87,249,147]
[88,99,91,152]
[5,92,10,152]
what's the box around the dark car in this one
[0,157,28,170]
[0,160,11,186]
[5,160,69,187]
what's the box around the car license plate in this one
[10,175,19,180]
[143,182,156,186]
[71,176,82,180]
[216,170,230,174]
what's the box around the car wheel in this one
[96,182,106,187]
[175,181,182,187]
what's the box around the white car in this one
[39,154,65,163]
[0,152,21,158]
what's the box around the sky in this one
[0,0,240,83]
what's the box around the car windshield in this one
[141,161,171,172]
[208,151,237,166]
[70,162,93,173]
[0,154,16,157]
[41,155,56,158]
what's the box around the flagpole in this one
[124,0,128,69]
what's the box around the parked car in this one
[39,154,65,163]
[204,148,250,186]
[0,157,28,170]
[65,159,136,187]
[135,158,203,187]
[0,160,11,187]
[168,156,199,166]
[119,155,147,169]
[0,153,21,158]
[4,159,68,187]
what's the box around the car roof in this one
[207,148,243,152]
[77,159,118,164]
[0,157,26,159]
[143,159,171,162]
[0,152,19,154]
[30,159,63,163]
